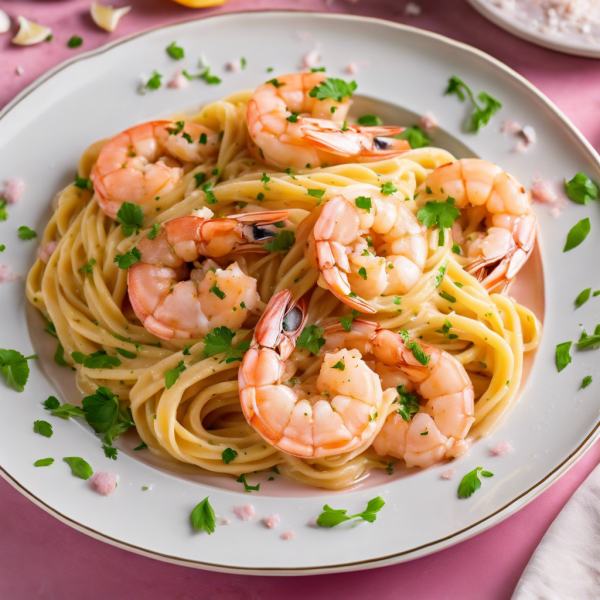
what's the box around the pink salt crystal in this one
[167,70,190,89]
[232,504,256,521]
[302,48,321,69]
[404,2,422,15]
[502,120,522,134]
[522,125,537,145]
[308,516,320,527]
[220,518,231,526]
[90,471,117,496]
[16,66,24,76]
[262,513,280,529]
[419,111,438,134]
[37,241,58,265]
[346,62,359,75]
[531,179,559,204]
[441,468,456,480]
[0,264,20,283]
[491,441,512,456]
[226,60,242,73]
[3,177,25,204]
[513,139,530,153]
[281,531,296,540]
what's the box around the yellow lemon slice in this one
[12,16,52,46]
[91,2,132,33]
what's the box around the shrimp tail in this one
[227,210,292,253]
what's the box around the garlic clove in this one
[91,2,131,33]
[12,16,52,46]
[0,9,10,34]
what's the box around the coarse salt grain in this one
[502,119,523,134]
[3,178,25,204]
[220,517,231,526]
[226,59,242,73]
[37,241,58,265]
[405,2,422,16]
[0,265,20,283]
[232,504,256,521]
[281,531,296,540]
[16,66,24,76]
[308,516,320,527]
[346,62,359,75]
[90,471,117,496]
[441,468,456,480]
[531,179,558,204]
[302,48,321,69]
[262,513,280,529]
[167,70,189,89]
[419,111,438,134]
[491,441,513,456]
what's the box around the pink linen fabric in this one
[1,1,599,598]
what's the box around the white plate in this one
[466,0,600,58]
[1,11,600,575]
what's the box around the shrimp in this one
[238,290,389,458]
[246,72,410,170]
[92,120,219,219]
[306,185,428,313]
[423,158,537,292]
[323,321,475,468]
[127,208,290,340]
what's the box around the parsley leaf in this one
[357,115,383,126]
[103,445,118,460]
[202,182,218,205]
[435,262,447,287]
[74,174,93,190]
[67,36,83,48]
[78,258,96,275]
[0,198,8,221]
[63,457,93,480]
[564,218,591,252]
[113,247,141,269]
[458,467,494,498]
[556,341,572,372]
[307,189,325,200]
[34,458,54,467]
[193,172,206,187]
[316,496,385,527]
[397,125,431,149]
[417,198,461,242]
[339,309,361,332]
[565,172,598,205]
[146,71,163,90]
[222,448,238,464]
[165,360,186,389]
[134,441,148,451]
[575,288,592,308]
[18,226,37,240]
[331,360,345,371]
[262,230,295,253]
[445,76,502,132]
[582,376,593,389]
[577,326,600,350]
[209,281,226,299]
[381,182,397,195]
[81,387,135,446]
[116,202,144,237]
[237,473,260,492]
[436,318,459,339]
[33,420,53,438]
[297,325,325,355]
[266,78,285,88]
[0,349,37,392]
[166,41,185,60]
[190,496,216,534]
[43,396,85,420]
[309,78,357,102]
[396,385,419,421]
[405,341,430,365]
[71,350,121,369]
[203,326,250,363]
[355,196,372,212]
[439,291,457,303]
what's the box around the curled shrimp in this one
[128,208,290,340]
[92,120,219,219]
[239,290,390,458]
[246,72,410,170]
[306,185,428,313]
[423,158,537,292]
[323,320,475,468]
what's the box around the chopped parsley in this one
[309,77,357,102]
[564,218,591,252]
[286,113,299,123]
[0,349,37,392]
[165,360,186,389]
[17,226,37,240]
[146,71,163,90]
[134,442,148,451]
[582,376,593,389]
[445,76,502,132]
[113,247,141,269]
[357,115,383,126]
[577,325,600,350]
[331,360,345,371]
[71,350,121,369]
[396,125,431,149]
[339,310,361,332]
[458,467,494,498]
[266,78,285,88]
[261,172,271,189]
[316,496,385,527]
[202,182,218,204]
[555,341,572,372]
[63,457,93,480]
[262,230,295,253]
[575,288,592,308]
[439,291,457,303]
[116,202,144,237]
[436,318,458,339]
[34,458,54,467]
[358,267,368,280]
[417,198,461,245]
[0,199,7,221]
[190,496,216,534]
[451,243,461,255]
[222,448,238,464]
[166,41,185,60]
[78,258,96,275]
[147,223,161,240]
[435,262,447,287]
[33,420,53,438]
[237,473,260,492]
[307,189,325,199]
[81,386,135,446]
[103,445,118,460]
[203,326,250,363]
[405,341,430,366]
[565,172,598,205]
[67,36,83,48]
[209,281,226,299]
[396,385,419,421]
[380,182,397,195]
[297,325,325,355]
[355,196,372,212]
[74,173,93,190]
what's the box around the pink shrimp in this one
[92,120,219,219]
[423,158,537,292]
[238,291,388,458]
[246,72,410,170]
[128,209,289,340]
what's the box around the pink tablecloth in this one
[1,1,599,598]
